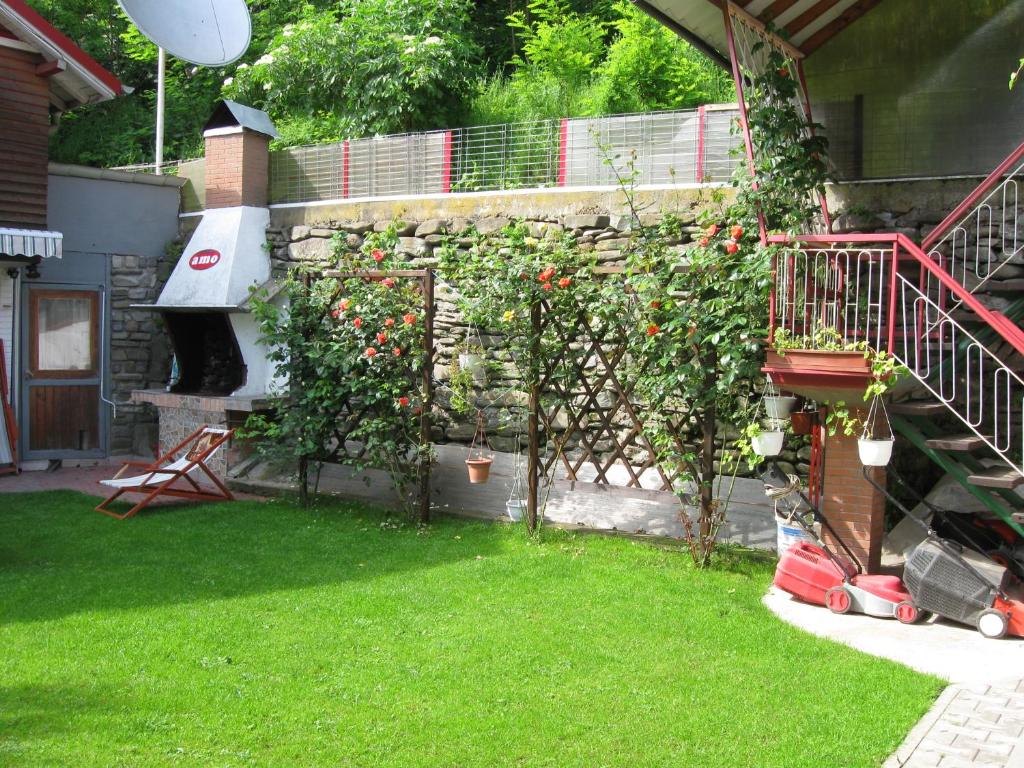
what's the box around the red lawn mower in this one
[761,462,922,623]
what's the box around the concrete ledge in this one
[231,443,779,549]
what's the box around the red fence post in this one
[695,105,706,183]
[441,130,453,194]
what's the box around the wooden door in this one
[23,287,103,457]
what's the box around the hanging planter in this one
[752,428,785,457]
[466,409,495,484]
[858,394,894,467]
[790,405,818,435]
[466,457,494,483]
[505,498,525,521]
[746,378,786,457]
[764,395,798,419]
[458,351,488,385]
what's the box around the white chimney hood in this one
[151,206,271,310]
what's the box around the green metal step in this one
[892,414,1024,538]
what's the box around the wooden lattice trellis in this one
[322,268,436,522]
[524,268,691,526]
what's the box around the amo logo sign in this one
[188,249,221,271]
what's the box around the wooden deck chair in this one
[95,426,235,519]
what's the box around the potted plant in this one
[744,420,786,457]
[455,339,488,385]
[766,328,873,374]
[448,363,477,416]
[858,393,895,467]
[790,402,817,435]
[466,410,494,483]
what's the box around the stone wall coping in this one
[132,388,270,413]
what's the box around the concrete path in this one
[764,589,1024,767]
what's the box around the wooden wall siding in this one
[0,44,50,229]
[28,384,99,451]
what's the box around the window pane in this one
[37,296,94,372]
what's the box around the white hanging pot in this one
[752,430,785,457]
[858,438,894,467]
[458,352,487,384]
[763,395,797,419]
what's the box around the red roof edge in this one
[3,0,123,97]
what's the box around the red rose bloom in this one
[384,318,395,327]
[646,324,660,337]
[730,225,743,240]
[353,317,363,329]
[403,313,417,326]
[338,299,350,311]
[371,249,385,263]
[542,282,553,291]
[382,277,395,288]
[398,396,410,407]
[698,237,710,248]
[366,347,377,357]
[725,241,739,255]
[778,67,789,78]
[538,266,556,282]
[331,309,341,318]
[706,224,719,237]
[650,300,662,309]
[393,347,402,357]
[558,277,571,289]
[376,332,388,344]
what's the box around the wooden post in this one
[526,301,541,533]
[417,269,435,524]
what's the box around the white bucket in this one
[858,438,894,467]
[458,353,488,384]
[776,514,816,555]
[764,396,797,419]
[752,430,785,457]
[506,498,524,522]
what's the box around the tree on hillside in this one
[224,0,482,143]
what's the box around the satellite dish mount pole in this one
[155,46,165,175]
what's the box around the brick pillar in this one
[820,407,886,573]
[203,128,270,209]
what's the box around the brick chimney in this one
[202,101,278,209]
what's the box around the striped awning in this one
[0,228,62,260]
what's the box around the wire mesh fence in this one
[268,106,742,205]
[111,106,743,210]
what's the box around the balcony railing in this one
[769,232,1024,475]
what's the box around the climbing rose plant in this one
[244,228,428,517]
[439,222,630,533]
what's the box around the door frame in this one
[19,276,110,461]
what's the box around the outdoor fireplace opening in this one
[163,312,246,395]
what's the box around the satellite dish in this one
[118,0,252,67]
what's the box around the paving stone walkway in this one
[885,679,1024,767]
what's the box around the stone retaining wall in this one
[109,252,174,456]
[266,189,813,480]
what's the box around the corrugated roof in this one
[634,0,883,58]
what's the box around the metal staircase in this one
[768,143,1024,536]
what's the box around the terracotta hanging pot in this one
[466,457,494,484]
[791,410,817,435]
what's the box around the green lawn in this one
[0,492,941,767]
